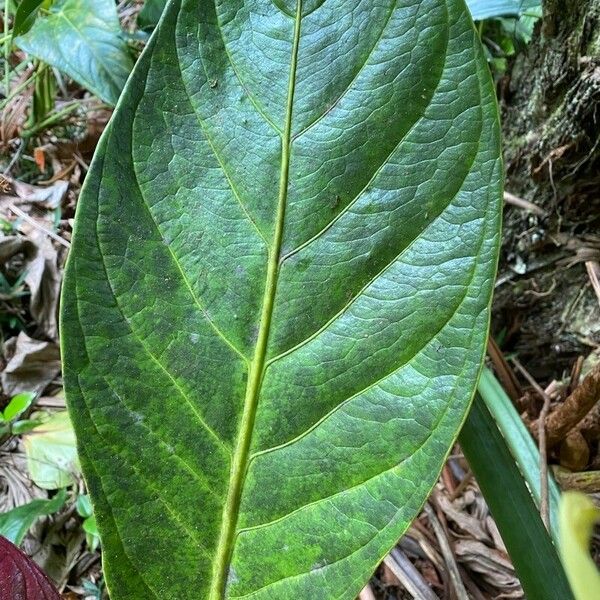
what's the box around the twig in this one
[512,357,551,530]
[424,503,468,600]
[7,202,71,248]
[487,337,522,402]
[586,261,600,308]
[542,362,600,447]
[358,584,376,600]
[503,191,547,216]
[448,468,473,501]
[384,549,439,600]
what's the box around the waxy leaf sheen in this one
[60,0,502,598]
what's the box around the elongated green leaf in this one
[460,395,573,600]
[0,489,66,545]
[11,0,45,38]
[478,367,561,541]
[61,1,502,598]
[14,0,133,105]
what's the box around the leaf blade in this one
[14,0,133,105]
[61,1,503,598]
[460,395,573,600]
[0,489,66,545]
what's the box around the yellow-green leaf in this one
[560,492,600,600]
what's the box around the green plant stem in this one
[208,2,303,598]
[0,68,36,109]
[4,0,10,95]
[23,99,80,138]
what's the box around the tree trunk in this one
[494,0,600,379]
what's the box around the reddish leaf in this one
[0,536,61,600]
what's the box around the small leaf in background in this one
[14,0,133,105]
[0,535,61,600]
[11,0,45,38]
[75,494,92,519]
[0,489,66,545]
[23,411,80,489]
[76,495,99,550]
[82,514,100,551]
[466,0,540,20]
[2,391,36,422]
[559,491,600,600]
[137,0,166,30]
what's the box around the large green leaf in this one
[14,0,133,105]
[60,0,502,598]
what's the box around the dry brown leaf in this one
[0,177,68,210]
[0,235,61,338]
[1,332,61,396]
[435,492,491,543]
[454,539,521,595]
[0,443,47,514]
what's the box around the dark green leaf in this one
[61,0,502,598]
[0,489,66,545]
[460,395,573,600]
[137,0,167,31]
[14,0,133,105]
[11,0,44,38]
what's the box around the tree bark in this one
[494,0,600,379]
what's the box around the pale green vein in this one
[129,133,250,364]
[92,202,233,458]
[211,5,283,135]
[209,2,303,598]
[173,56,271,248]
[281,13,451,261]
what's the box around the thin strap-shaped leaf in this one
[460,394,573,600]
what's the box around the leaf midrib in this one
[209,2,304,598]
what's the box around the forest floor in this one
[1,4,599,600]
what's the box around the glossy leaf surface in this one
[61,0,502,598]
[15,0,133,105]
